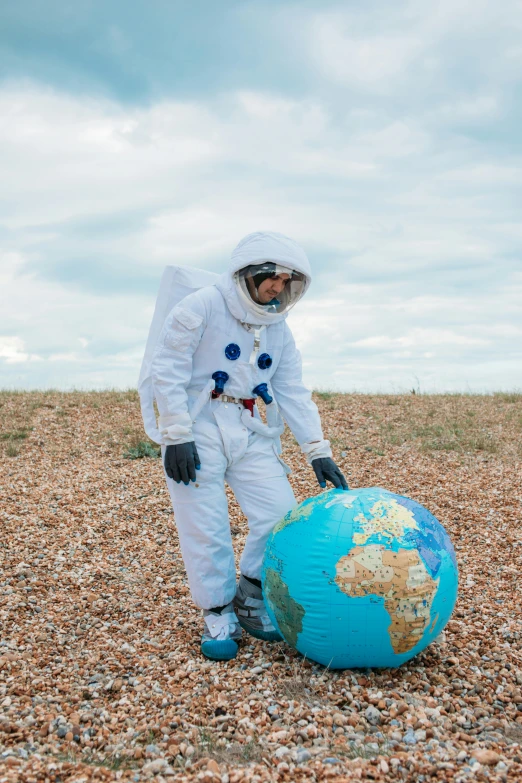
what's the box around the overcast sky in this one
[1,0,521,393]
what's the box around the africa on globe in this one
[262,487,459,669]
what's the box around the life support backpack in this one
[138,265,219,444]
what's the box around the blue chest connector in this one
[252,383,273,405]
[212,370,229,398]
[257,352,272,370]
[225,343,241,360]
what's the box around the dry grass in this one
[191,728,267,766]
[308,390,522,459]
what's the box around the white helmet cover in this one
[230,231,311,321]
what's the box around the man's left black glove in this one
[312,457,349,490]
[164,442,201,485]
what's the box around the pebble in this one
[473,749,501,765]
[403,728,417,745]
[142,759,167,773]
[364,705,381,725]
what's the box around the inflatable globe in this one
[262,487,458,669]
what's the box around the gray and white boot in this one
[233,575,283,642]
[201,603,242,661]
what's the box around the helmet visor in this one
[235,262,307,316]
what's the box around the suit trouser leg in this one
[162,434,237,611]
[226,434,297,581]
[163,415,296,609]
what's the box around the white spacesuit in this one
[146,231,347,660]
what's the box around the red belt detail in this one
[242,398,255,416]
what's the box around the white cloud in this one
[288,279,522,392]
[0,336,42,364]
[307,0,522,97]
[351,329,489,349]
[312,24,422,90]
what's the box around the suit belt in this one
[186,387,256,417]
[218,394,255,405]
[218,394,256,415]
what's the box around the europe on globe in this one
[262,487,459,669]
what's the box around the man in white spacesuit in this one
[151,231,347,660]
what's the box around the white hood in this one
[216,231,312,326]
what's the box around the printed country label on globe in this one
[262,487,459,669]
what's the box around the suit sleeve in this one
[270,323,331,461]
[151,294,207,445]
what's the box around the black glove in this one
[312,457,349,490]
[164,442,201,485]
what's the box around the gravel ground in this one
[1,390,521,783]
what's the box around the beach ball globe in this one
[262,487,458,668]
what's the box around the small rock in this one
[323,757,342,765]
[274,746,290,759]
[270,729,288,742]
[250,666,263,675]
[365,705,381,725]
[380,759,389,774]
[473,749,500,766]
[296,749,311,763]
[4,758,22,768]
[143,759,167,773]
[207,759,220,774]
[404,729,417,745]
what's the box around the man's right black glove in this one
[312,457,349,490]
[164,442,201,485]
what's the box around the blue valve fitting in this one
[225,343,241,360]
[212,370,229,397]
[252,383,273,405]
[257,352,272,370]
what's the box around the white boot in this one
[201,603,242,661]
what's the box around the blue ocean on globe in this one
[262,487,459,669]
